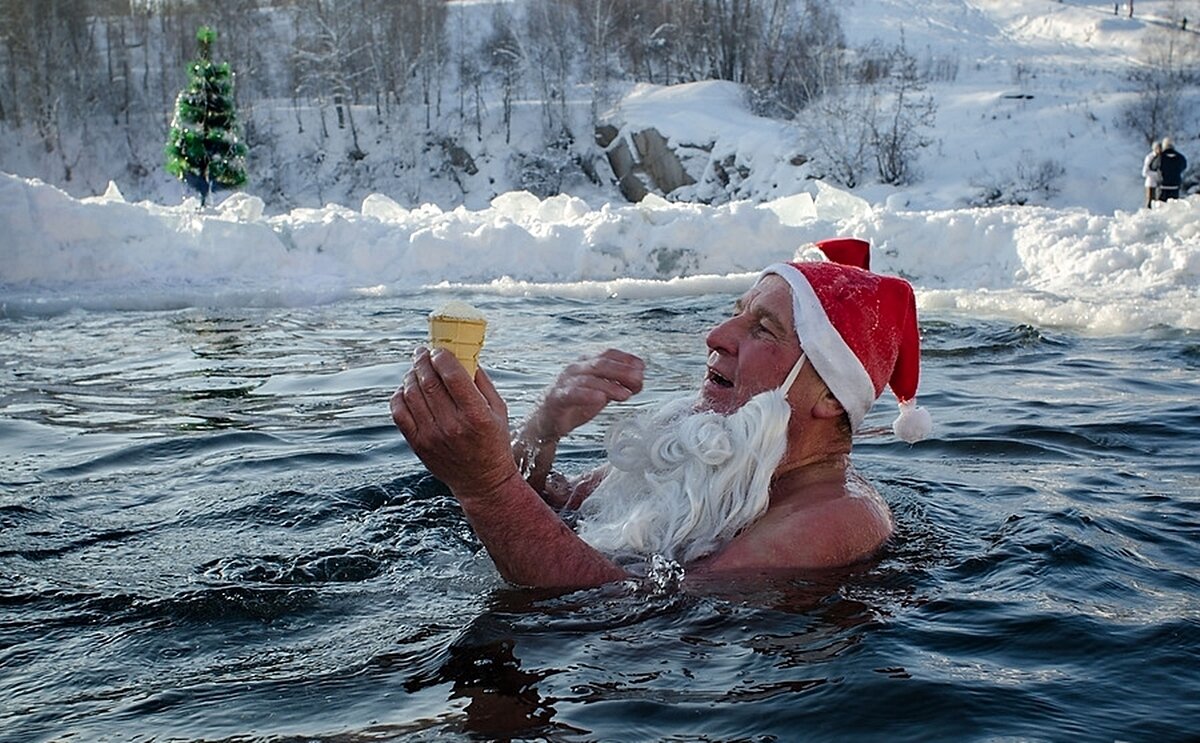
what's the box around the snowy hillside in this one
[0,0,1196,215]
[831,0,1198,213]
[2,0,1199,333]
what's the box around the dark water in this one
[2,292,1198,742]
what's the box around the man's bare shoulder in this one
[697,479,893,573]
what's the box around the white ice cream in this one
[430,300,485,321]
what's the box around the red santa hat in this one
[763,240,932,443]
[813,237,871,270]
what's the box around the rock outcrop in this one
[597,125,695,203]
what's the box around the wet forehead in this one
[739,275,795,332]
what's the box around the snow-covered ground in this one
[1,0,1197,333]
[833,0,1197,214]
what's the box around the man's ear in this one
[812,388,845,420]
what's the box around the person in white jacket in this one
[1142,140,1162,208]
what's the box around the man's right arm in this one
[392,347,637,588]
[453,470,628,587]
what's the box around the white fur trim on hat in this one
[762,263,875,430]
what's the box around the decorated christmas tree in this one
[165,26,247,206]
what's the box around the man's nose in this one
[705,316,739,355]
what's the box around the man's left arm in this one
[391,347,627,588]
[512,349,644,505]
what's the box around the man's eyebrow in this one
[755,306,787,334]
[735,294,788,335]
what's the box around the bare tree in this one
[802,84,874,188]
[711,0,763,82]
[799,35,936,189]
[292,0,371,159]
[485,5,523,145]
[569,0,621,124]
[1121,24,1199,144]
[524,0,577,139]
[364,0,447,127]
[0,0,111,180]
[870,40,937,185]
[750,0,844,117]
[410,0,449,131]
[451,10,486,142]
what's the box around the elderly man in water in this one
[391,239,931,588]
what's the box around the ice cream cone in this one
[429,313,487,377]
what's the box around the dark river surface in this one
[2,290,1198,741]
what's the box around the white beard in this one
[575,385,793,565]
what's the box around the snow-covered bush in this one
[968,156,1066,207]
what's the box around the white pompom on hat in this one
[763,237,932,443]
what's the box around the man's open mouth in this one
[707,368,734,388]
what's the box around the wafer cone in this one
[429,315,487,377]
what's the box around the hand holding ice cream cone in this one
[429,300,487,377]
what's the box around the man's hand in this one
[390,346,519,500]
[514,349,644,500]
[528,348,645,441]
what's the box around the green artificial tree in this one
[165,26,247,206]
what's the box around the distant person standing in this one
[1156,137,1188,202]
[1142,140,1162,208]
